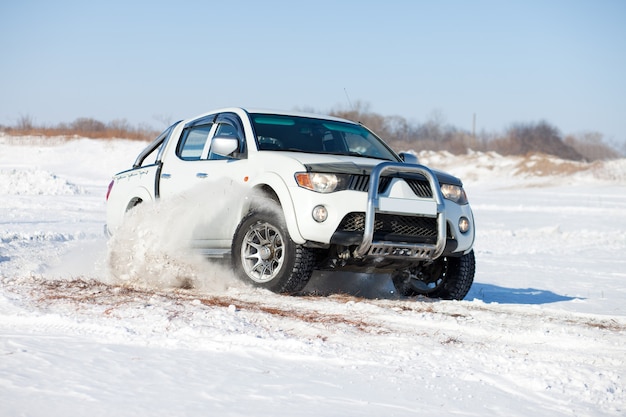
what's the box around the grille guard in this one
[353,162,446,260]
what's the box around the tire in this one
[392,250,475,300]
[231,209,315,294]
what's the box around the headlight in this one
[440,184,468,205]
[295,172,349,193]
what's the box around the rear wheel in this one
[231,209,315,294]
[392,250,475,300]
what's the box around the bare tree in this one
[564,131,621,160]
[493,121,584,160]
[331,101,387,136]
[71,117,106,133]
[153,114,174,128]
[16,114,35,130]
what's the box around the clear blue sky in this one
[1,0,625,143]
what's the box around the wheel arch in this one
[244,173,305,244]
[126,196,144,211]
[126,186,154,208]
[106,184,155,234]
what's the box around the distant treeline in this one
[1,114,159,141]
[329,102,624,161]
[3,105,624,161]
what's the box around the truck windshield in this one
[250,114,398,161]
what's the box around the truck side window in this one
[178,124,213,160]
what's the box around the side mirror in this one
[399,152,419,164]
[210,135,239,158]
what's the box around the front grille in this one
[337,212,438,244]
[405,178,432,198]
[347,175,432,198]
[347,175,391,193]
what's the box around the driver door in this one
[158,113,248,245]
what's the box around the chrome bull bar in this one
[353,162,446,260]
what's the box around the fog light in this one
[459,217,470,233]
[312,205,328,223]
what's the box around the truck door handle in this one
[161,173,171,179]
[196,173,208,178]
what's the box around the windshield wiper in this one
[338,151,395,161]
[269,148,394,161]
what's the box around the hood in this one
[259,151,463,186]
[285,152,386,169]
[289,154,462,186]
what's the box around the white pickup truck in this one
[106,107,475,299]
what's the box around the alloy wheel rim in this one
[241,221,285,283]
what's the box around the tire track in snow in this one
[2,277,625,414]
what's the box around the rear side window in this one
[139,144,162,167]
[178,124,213,160]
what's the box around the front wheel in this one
[231,209,315,294]
[392,250,476,300]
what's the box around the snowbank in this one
[415,150,626,186]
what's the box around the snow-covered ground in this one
[1,135,625,416]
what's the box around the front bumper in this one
[290,162,474,260]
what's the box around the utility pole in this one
[472,113,476,139]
